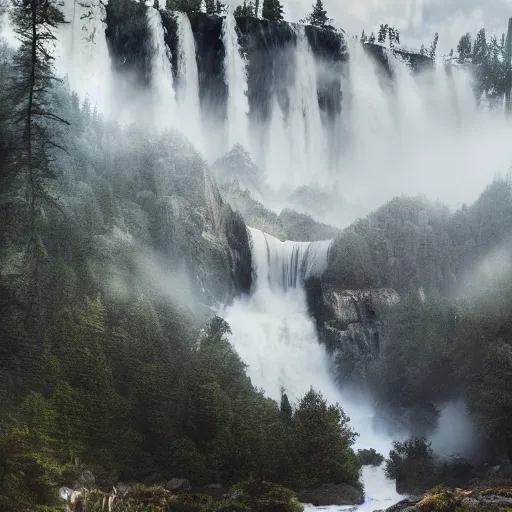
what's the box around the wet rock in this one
[73,470,96,490]
[166,478,192,492]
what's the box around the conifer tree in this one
[10,0,68,320]
[205,0,215,14]
[429,32,439,59]
[262,0,283,21]
[378,24,388,44]
[303,0,333,30]
[457,33,472,63]
[368,32,375,44]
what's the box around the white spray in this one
[222,4,250,151]
[225,228,401,509]
[176,12,203,148]
[54,0,113,115]
[147,7,177,131]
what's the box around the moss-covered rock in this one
[387,487,512,512]
[229,481,304,512]
[63,483,303,512]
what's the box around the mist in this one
[3,0,512,508]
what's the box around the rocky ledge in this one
[386,486,512,512]
[59,479,304,512]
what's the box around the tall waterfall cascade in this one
[176,12,203,148]
[4,2,508,220]
[222,6,250,151]
[225,227,401,509]
[148,7,177,131]
[249,228,331,291]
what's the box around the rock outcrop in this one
[306,278,400,380]
[386,487,512,512]
[105,0,431,129]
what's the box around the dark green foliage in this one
[0,427,62,512]
[451,27,511,103]
[290,389,360,490]
[230,481,303,512]
[262,0,283,21]
[302,0,333,30]
[378,24,388,44]
[429,33,439,59]
[234,1,254,17]
[457,33,472,63]
[357,448,385,467]
[385,438,436,493]
[166,0,202,12]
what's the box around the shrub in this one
[357,448,385,467]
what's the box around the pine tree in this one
[303,0,333,30]
[234,0,254,17]
[368,32,376,44]
[205,0,215,14]
[457,33,472,63]
[472,28,487,65]
[429,32,439,59]
[378,24,388,44]
[262,0,283,21]
[10,0,68,321]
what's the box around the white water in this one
[176,12,203,147]
[148,7,177,131]
[225,228,401,510]
[53,0,113,115]
[222,5,250,151]
[29,7,512,223]
[266,26,328,192]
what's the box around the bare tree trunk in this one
[255,0,259,17]
[505,17,512,115]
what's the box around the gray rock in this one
[166,478,192,492]
[115,482,131,498]
[385,497,422,512]
[73,470,96,490]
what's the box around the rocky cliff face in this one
[306,277,400,380]
[105,0,431,127]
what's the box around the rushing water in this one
[147,6,177,131]
[13,2,509,224]
[176,11,203,147]
[225,228,402,510]
[222,5,250,151]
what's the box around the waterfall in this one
[335,40,512,217]
[287,26,327,188]
[222,6,250,151]
[176,12,203,148]
[52,0,113,115]
[147,7,177,131]
[224,227,400,509]
[249,228,331,291]
[264,26,329,193]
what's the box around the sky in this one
[275,0,512,54]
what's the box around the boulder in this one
[296,483,364,506]
[166,478,192,492]
[73,470,96,490]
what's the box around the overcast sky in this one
[275,0,512,54]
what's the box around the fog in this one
[3,0,511,504]
[430,400,483,461]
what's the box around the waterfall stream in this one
[225,228,401,510]
[148,7,177,131]
[222,5,250,151]
[176,11,203,148]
